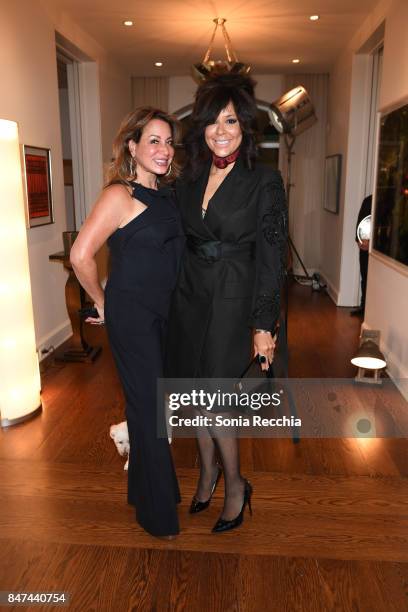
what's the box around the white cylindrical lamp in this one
[0,119,41,427]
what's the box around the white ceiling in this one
[52,0,380,76]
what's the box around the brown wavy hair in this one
[106,107,182,186]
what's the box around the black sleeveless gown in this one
[104,182,184,536]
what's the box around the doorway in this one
[57,56,76,231]
[354,44,383,306]
[55,33,104,229]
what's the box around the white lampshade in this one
[0,119,41,426]
[351,340,387,370]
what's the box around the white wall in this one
[324,0,408,383]
[0,0,130,355]
[379,0,408,108]
[323,50,354,300]
[322,0,390,303]
[321,0,392,306]
[43,1,131,165]
[280,74,329,276]
[335,53,373,306]
[254,75,284,104]
[168,74,284,113]
[0,1,70,354]
[365,0,408,383]
[168,77,197,113]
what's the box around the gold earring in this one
[129,155,136,177]
[165,162,172,177]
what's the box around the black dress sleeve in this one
[248,170,288,331]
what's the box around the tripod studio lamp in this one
[351,330,387,384]
[267,86,317,282]
[268,86,317,136]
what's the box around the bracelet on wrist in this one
[255,328,270,334]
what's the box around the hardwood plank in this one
[1,490,406,561]
[1,463,407,516]
[238,556,328,612]
[0,284,406,611]
[1,539,406,612]
[316,558,408,612]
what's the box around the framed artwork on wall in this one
[22,145,54,227]
[373,99,408,268]
[323,154,342,214]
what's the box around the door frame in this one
[56,34,103,228]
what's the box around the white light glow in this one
[123,20,133,27]
[155,62,163,67]
[267,109,284,133]
[0,119,41,424]
[0,120,18,141]
[345,410,376,438]
[309,15,320,21]
[357,215,371,243]
[351,356,387,369]
[292,58,300,64]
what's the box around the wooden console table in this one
[49,250,102,363]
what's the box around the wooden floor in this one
[1,283,407,611]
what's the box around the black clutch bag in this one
[234,357,275,395]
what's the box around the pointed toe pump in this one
[212,479,253,533]
[189,465,222,514]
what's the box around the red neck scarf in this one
[212,147,240,169]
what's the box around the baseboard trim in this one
[37,319,72,361]
[318,273,339,305]
[361,321,408,400]
[291,266,319,277]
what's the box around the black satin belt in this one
[187,236,255,262]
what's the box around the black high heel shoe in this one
[211,479,253,533]
[189,465,222,514]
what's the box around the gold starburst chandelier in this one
[192,18,251,83]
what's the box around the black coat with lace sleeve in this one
[166,157,288,379]
[249,171,288,331]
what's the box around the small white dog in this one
[110,417,172,471]
[110,422,130,470]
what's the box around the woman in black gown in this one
[166,74,288,533]
[71,107,184,538]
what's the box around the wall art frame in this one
[372,98,408,269]
[22,145,54,228]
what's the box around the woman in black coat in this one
[166,74,288,533]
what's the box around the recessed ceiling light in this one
[292,58,300,64]
[155,62,163,67]
[309,15,320,21]
[123,20,133,27]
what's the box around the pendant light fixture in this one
[192,18,250,83]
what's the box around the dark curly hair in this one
[184,73,258,180]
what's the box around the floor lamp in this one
[0,119,42,427]
[268,86,318,331]
[268,86,317,279]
